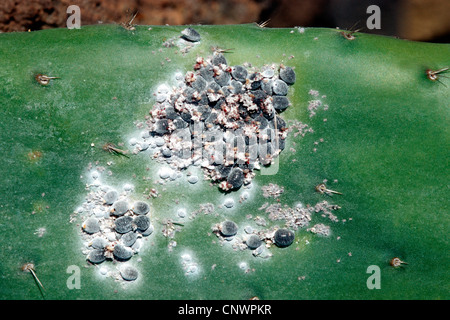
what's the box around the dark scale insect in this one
[180,110,192,123]
[164,106,179,120]
[200,65,215,82]
[220,220,238,237]
[230,80,244,94]
[140,224,154,236]
[278,137,286,151]
[87,249,106,264]
[113,243,133,261]
[153,119,170,135]
[134,215,151,231]
[181,27,201,42]
[212,97,226,110]
[197,104,212,121]
[207,81,222,94]
[115,216,134,234]
[274,228,295,248]
[216,164,232,179]
[227,167,244,190]
[251,90,267,107]
[250,80,261,90]
[192,75,208,92]
[254,114,269,130]
[231,65,248,83]
[214,71,231,87]
[204,110,219,128]
[273,96,290,111]
[279,66,296,85]
[212,52,227,66]
[183,87,198,104]
[173,117,189,129]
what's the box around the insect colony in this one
[77,27,307,282]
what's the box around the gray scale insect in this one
[87,249,106,264]
[132,201,150,215]
[220,220,238,237]
[113,243,133,261]
[82,217,100,234]
[274,228,295,248]
[115,216,133,234]
[111,200,129,217]
[120,265,139,281]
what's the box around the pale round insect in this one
[223,198,235,208]
[82,217,100,234]
[272,79,289,96]
[274,228,295,247]
[246,235,262,250]
[177,208,187,218]
[103,190,118,205]
[132,201,150,215]
[111,200,129,216]
[115,216,133,234]
[188,175,199,184]
[220,220,238,237]
[261,67,275,78]
[120,265,139,281]
[87,249,106,264]
[113,243,133,261]
[90,237,108,249]
[133,215,151,231]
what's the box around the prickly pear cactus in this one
[0,24,448,300]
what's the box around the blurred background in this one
[0,0,448,42]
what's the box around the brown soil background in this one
[0,0,449,42]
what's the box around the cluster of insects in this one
[146,52,296,191]
[74,174,155,282]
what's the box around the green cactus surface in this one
[0,24,449,300]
